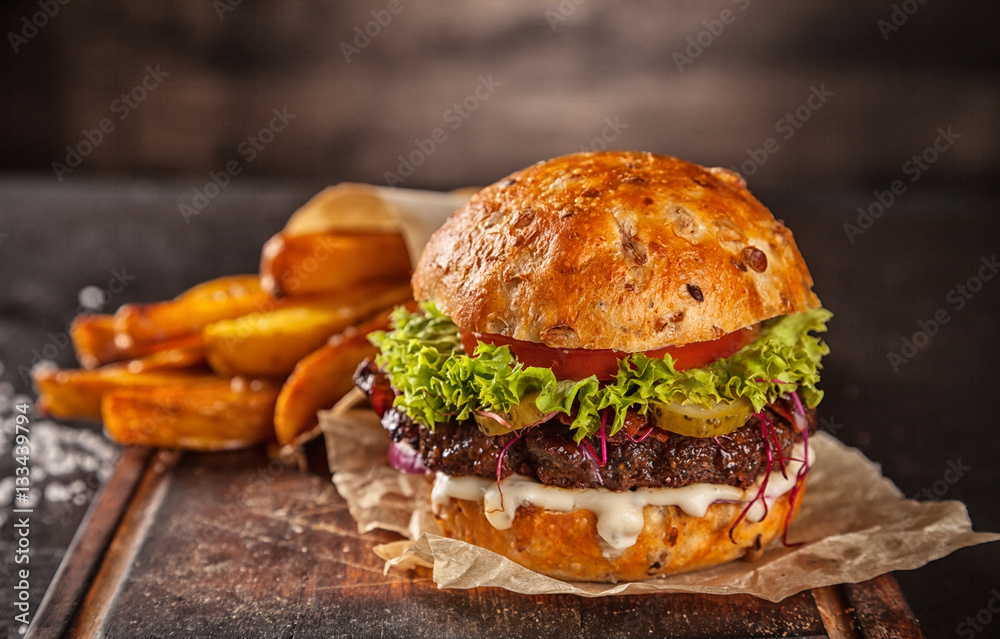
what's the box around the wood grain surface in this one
[27,441,923,639]
[25,447,152,639]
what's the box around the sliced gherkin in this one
[473,392,548,436]
[648,398,753,438]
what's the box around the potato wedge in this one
[173,274,260,303]
[203,283,411,378]
[113,275,274,344]
[259,231,410,297]
[75,276,261,367]
[71,314,123,368]
[101,377,280,450]
[72,315,207,369]
[273,336,375,446]
[118,338,206,373]
[273,305,406,446]
[34,366,217,422]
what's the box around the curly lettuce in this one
[371,303,832,442]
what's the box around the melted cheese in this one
[432,441,812,551]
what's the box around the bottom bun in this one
[432,484,805,583]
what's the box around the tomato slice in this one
[460,324,760,381]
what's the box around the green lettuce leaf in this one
[371,303,832,442]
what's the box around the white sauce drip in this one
[432,441,812,551]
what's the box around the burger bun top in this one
[412,151,820,352]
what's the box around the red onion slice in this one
[387,441,428,474]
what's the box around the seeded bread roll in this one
[432,488,803,583]
[413,151,820,352]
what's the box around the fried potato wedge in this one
[203,283,411,378]
[117,338,206,373]
[273,336,375,446]
[70,314,121,369]
[34,366,217,422]
[101,377,280,450]
[173,274,261,303]
[72,315,207,369]
[113,274,272,344]
[273,305,406,446]
[259,231,411,297]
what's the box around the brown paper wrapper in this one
[281,183,471,269]
[272,183,470,460]
[321,395,999,601]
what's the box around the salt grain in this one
[78,285,106,310]
[0,393,118,511]
[45,482,71,503]
[0,476,14,507]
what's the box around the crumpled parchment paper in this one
[272,184,470,463]
[320,393,999,601]
[281,183,471,269]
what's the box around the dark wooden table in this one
[2,178,997,637]
[28,443,922,639]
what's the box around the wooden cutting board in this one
[26,443,924,639]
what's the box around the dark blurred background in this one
[2,1,999,192]
[1,1,998,637]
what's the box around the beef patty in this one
[356,360,814,492]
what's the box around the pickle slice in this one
[473,392,548,436]
[649,398,752,438]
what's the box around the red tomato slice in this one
[460,324,760,381]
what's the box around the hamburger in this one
[355,151,831,582]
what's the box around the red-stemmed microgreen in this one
[760,411,788,480]
[788,389,806,417]
[579,410,609,468]
[476,410,513,431]
[729,415,774,544]
[483,410,559,511]
[625,424,655,443]
[577,411,612,487]
[781,421,810,547]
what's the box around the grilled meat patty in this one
[356,359,813,492]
